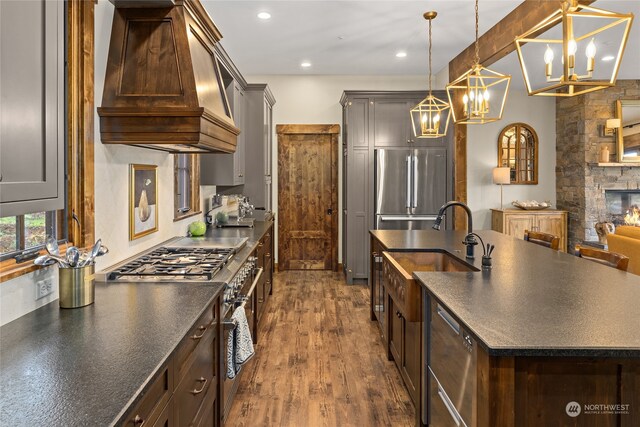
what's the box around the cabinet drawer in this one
[428,368,466,427]
[174,334,216,427]
[121,364,173,427]
[174,306,215,382]
[429,300,475,425]
[152,401,174,427]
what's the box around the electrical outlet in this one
[36,279,54,300]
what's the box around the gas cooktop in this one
[106,246,234,282]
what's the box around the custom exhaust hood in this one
[98,0,239,153]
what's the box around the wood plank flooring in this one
[226,270,415,427]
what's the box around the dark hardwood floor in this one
[226,270,415,426]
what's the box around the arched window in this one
[498,123,538,184]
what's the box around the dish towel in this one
[226,307,255,380]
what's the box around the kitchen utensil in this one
[44,253,70,268]
[46,236,60,256]
[66,247,80,268]
[34,255,56,266]
[83,239,102,266]
[97,245,109,256]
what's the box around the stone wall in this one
[556,80,640,249]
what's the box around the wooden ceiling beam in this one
[448,0,597,81]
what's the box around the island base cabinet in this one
[474,348,640,427]
[388,296,421,409]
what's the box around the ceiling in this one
[203,0,639,85]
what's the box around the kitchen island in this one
[0,220,274,426]
[370,229,640,427]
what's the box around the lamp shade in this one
[493,167,511,185]
[606,118,621,129]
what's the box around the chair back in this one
[574,245,630,272]
[524,230,560,251]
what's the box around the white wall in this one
[246,74,432,263]
[1,1,217,326]
[466,90,557,229]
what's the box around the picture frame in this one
[129,164,158,240]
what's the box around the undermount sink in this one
[382,251,478,322]
[388,251,479,273]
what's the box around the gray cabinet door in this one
[0,0,65,217]
[344,98,370,282]
[233,86,245,184]
[373,99,412,146]
[243,85,274,211]
[200,83,245,186]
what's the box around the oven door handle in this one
[240,267,264,308]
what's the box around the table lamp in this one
[493,167,511,209]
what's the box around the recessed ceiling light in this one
[396,51,407,58]
[300,62,312,68]
[602,55,615,62]
[257,12,271,20]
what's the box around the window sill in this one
[0,243,72,283]
[173,210,203,223]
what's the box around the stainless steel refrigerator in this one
[374,148,447,230]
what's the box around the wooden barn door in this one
[277,124,339,270]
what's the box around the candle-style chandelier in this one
[514,0,633,97]
[410,11,451,138]
[446,0,511,125]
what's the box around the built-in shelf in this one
[590,162,640,167]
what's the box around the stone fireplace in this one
[556,80,640,249]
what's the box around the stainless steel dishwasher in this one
[424,297,477,426]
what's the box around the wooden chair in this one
[574,245,630,272]
[524,230,560,251]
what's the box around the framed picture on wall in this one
[130,164,158,240]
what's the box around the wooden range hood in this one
[98,0,239,153]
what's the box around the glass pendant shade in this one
[514,1,633,97]
[446,64,511,124]
[411,94,451,138]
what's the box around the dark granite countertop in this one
[0,220,273,426]
[370,229,640,357]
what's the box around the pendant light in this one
[446,0,511,125]
[515,0,633,97]
[410,11,451,138]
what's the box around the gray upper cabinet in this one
[373,96,446,147]
[373,99,413,146]
[244,84,275,211]
[200,57,246,186]
[200,80,246,186]
[0,0,65,217]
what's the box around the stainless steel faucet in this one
[433,201,478,259]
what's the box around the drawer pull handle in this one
[437,384,461,427]
[437,304,460,335]
[396,311,402,318]
[133,415,145,426]
[191,377,208,395]
[191,323,212,340]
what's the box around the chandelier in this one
[446,0,511,125]
[410,11,451,138]
[515,0,634,97]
